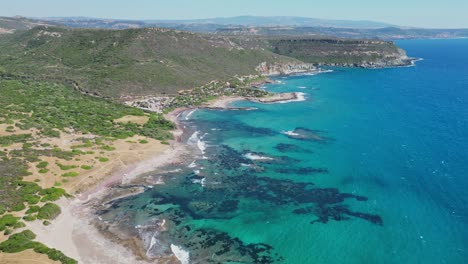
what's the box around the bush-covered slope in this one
[264,37,413,67]
[229,35,414,67]
[0,26,298,98]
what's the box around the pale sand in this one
[27,198,152,264]
[202,96,245,108]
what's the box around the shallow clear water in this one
[101,39,468,263]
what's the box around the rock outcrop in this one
[256,62,317,75]
[315,48,417,68]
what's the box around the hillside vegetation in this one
[0,24,413,99]
[0,26,297,98]
[263,37,411,66]
[0,17,52,34]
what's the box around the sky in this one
[1,0,467,28]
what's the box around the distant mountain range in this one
[42,15,397,29]
[217,26,468,40]
[1,16,467,40]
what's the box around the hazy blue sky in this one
[2,0,467,28]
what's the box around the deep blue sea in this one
[101,39,468,263]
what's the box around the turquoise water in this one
[101,39,468,263]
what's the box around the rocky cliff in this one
[266,38,417,68]
[256,62,317,75]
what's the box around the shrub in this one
[13,222,25,229]
[80,165,92,170]
[23,194,40,205]
[56,162,78,171]
[62,172,79,177]
[100,145,115,151]
[39,188,66,202]
[37,203,61,220]
[23,215,36,221]
[98,157,109,162]
[22,143,34,149]
[0,230,37,253]
[36,161,49,168]
[11,203,26,212]
[0,214,19,231]
[25,205,40,214]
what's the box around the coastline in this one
[18,84,310,263]
[201,92,306,109]
[24,110,191,264]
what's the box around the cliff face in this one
[256,62,317,75]
[266,38,416,68]
[314,47,415,68]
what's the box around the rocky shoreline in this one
[315,57,419,68]
[256,62,317,75]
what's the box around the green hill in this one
[263,37,413,67]
[0,26,298,98]
[0,24,413,99]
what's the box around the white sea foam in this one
[171,244,190,264]
[197,139,206,155]
[166,168,182,173]
[277,92,306,104]
[147,235,157,256]
[188,161,197,168]
[201,178,206,187]
[154,176,165,185]
[187,131,199,145]
[244,153,274,161]
[298,86,307,89]
[187,131,208,155]
[185,109,197,120]
[294,69,333,76]
[281,130,300,136]
[191,178,202,184]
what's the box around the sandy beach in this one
[0,110,190,264]
[25,139,188,264]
